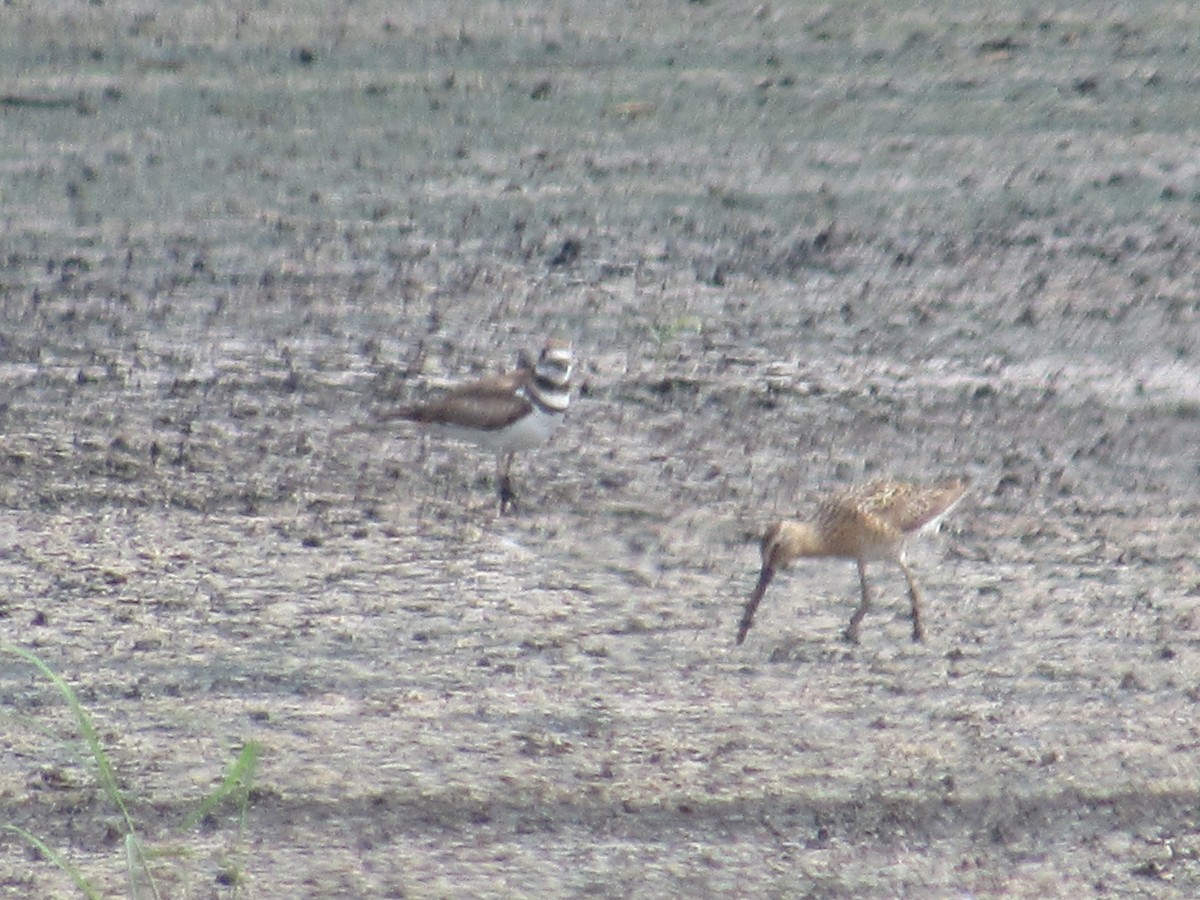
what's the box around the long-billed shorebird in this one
[380,339,574,513]
[736,477,970,645]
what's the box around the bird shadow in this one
[763,635,855,665]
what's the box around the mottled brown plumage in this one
[737,477,970,645]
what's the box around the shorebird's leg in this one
[497,452,517,514]
[845,559,871,644]
[897,552,926,642]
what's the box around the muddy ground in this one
[2,1,1199,897]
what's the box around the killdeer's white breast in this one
[436,402,562,453]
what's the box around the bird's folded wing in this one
[873,480,968,534]
[401,383,533,431]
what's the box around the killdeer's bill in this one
[736,477,970,645]
[383,339,574,513]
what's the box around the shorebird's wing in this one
[394,377,534,432]
[856,479,970,536]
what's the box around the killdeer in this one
[736,477,970,645]
[382,339,574,513]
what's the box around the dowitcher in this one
[736,477,970,645]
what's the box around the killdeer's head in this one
[534,339,574,390]
[523,339,573,415]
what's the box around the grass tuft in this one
[4,644,262,898]
[1,824,103,900]
[186,740,263,831]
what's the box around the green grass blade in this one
[4,645,134,833]
[4,645,163,900]
[3,824,103,900]
[185,741,263,831]
[126,833,158,900]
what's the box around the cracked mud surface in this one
[2,2,1199,896]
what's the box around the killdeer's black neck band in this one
[527,376,570,414]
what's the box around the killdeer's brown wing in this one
[396,375,534,432]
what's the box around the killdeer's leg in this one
[845,559,871,644]
[497,451,517,514]
[897,551,926,642]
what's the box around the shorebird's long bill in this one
[736,566,774,645]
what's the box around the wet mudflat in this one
[1,1,1199,896]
